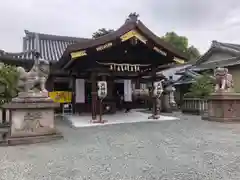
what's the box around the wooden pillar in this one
[101,75,107,82]
[107,76,113,97]
[134,78,141,109]
[151,66,157,116]
[91,72,97,120]
[71,75,76,114]
[107,75,116,113]
[46,75,54,92]
[135,78,140,89]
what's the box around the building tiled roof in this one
[195,40,240,65]
[194,56,240,70]
[0,30,90,62]
[173,41,240,85]
[174,76,195,85]
[21,30,90,61]
[0,49,35,61]
[160,64,191,81]
[176,40,240,74]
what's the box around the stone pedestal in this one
[205,92,240,122]
[1,92,63,145]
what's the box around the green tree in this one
[162,32,188,53]
[187,45,201,61]
[161,32,201,61]
[0,64,19,105]
[185,73,214,98]
[92,28,114,39]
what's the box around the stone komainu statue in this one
[17,54,50,93]
[214,67,234,92]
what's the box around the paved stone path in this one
[1,114,240,179]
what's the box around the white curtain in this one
[75,79,85,103]
[124,80,132,102]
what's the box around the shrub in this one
[0,64,19,105]
[184,73,214,98]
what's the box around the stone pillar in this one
[161,92,171,113]
[91,72,97,120]
[5,109,10,123]
[0,109,2,124]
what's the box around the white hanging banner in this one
[124,79,132,102]
[75,79,85,103]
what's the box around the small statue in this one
[16,52,50,94]
[214,67,234,92]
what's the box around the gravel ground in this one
[1,113,240,179]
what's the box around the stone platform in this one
[205,92,240,122]
[1,92,63,145]
[65,109,178,128]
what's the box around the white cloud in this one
[0,0,240,54]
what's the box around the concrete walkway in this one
[64,110,179,128]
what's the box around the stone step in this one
[0,124,10,143]
[5,133,63,146]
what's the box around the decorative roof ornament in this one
[125,12,139,23]
[211,40,220,48]
[0,50,5,56]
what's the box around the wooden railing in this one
[181,98,208,115]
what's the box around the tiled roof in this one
[174,41,240,76]
[173,41,240,85]
[22,30,90,61]
[195,56,240,70]
[0,49,35,60]
[195,41,240,65]
[159,64,191,81]
[174,76,196,85]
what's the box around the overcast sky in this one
[0,0,240,54]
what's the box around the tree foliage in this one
[161,32,201,61]
[0,64,19,105]
[92,28,114,39]
[184,73,214,98]
[187,45,201,61]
